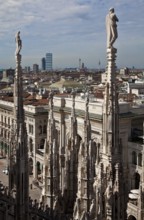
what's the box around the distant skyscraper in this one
[33,64,39,73]
[41,57,46,71]
[24,66,31,73]
[79,58,81,69]
[46,53,53,70]
[82,62,85,69]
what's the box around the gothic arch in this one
[93,141,100,165]
[77,129,84,141]
[65,132,82,150]
[128,215,137,220]
[64,132,82,209]
[77,134,82,145]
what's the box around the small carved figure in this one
[105,183,112,207]
[106,8,119,48]
[15,31,22,55]
[53,195,60,212]
[89,199,96,217]
[79,141,84,157]
[73,198,81,220]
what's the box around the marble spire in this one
[12,31,29,220]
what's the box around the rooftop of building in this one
[0,93,48,106]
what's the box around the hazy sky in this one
[0,0,144,69]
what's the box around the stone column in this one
[33,140,38,180]
[105,48,117,220]
[107,47,118,157]
[59,99,65,193]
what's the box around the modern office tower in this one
[79,58,81,69]
[41,57,46,71]
[46,53,53,70]
[33,64,39,73]
[82,62,85,69]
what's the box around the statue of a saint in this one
[15,31,22,55]
[89,199,96,217]
[73,198,81,220]
[53,196,58,209]
[106,8,119,48]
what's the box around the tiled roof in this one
[0,94,48,106]
[24,98,48,106]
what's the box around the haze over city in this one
[0,0,144,69]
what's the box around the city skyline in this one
[0,0,144,69]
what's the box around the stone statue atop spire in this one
[15,31,22,55]
[106,8,119,48]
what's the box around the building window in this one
[4,131,6,139]
[43,125,47,134]
[4,117,6,125]
[12,119,14,126]
[1,129,3,137]
[8,132,10,140]
[135,172,140,189]
[29,138,33,152]
[39,139,45,149]
[138,153,142,166]
[39,125,42,135]
[132,151,137,165]
[8,117,10,125]
[1,115,3,123]
[29,124,33,134]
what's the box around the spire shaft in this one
[9,32,29,220]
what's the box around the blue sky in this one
[0,0,144,69]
